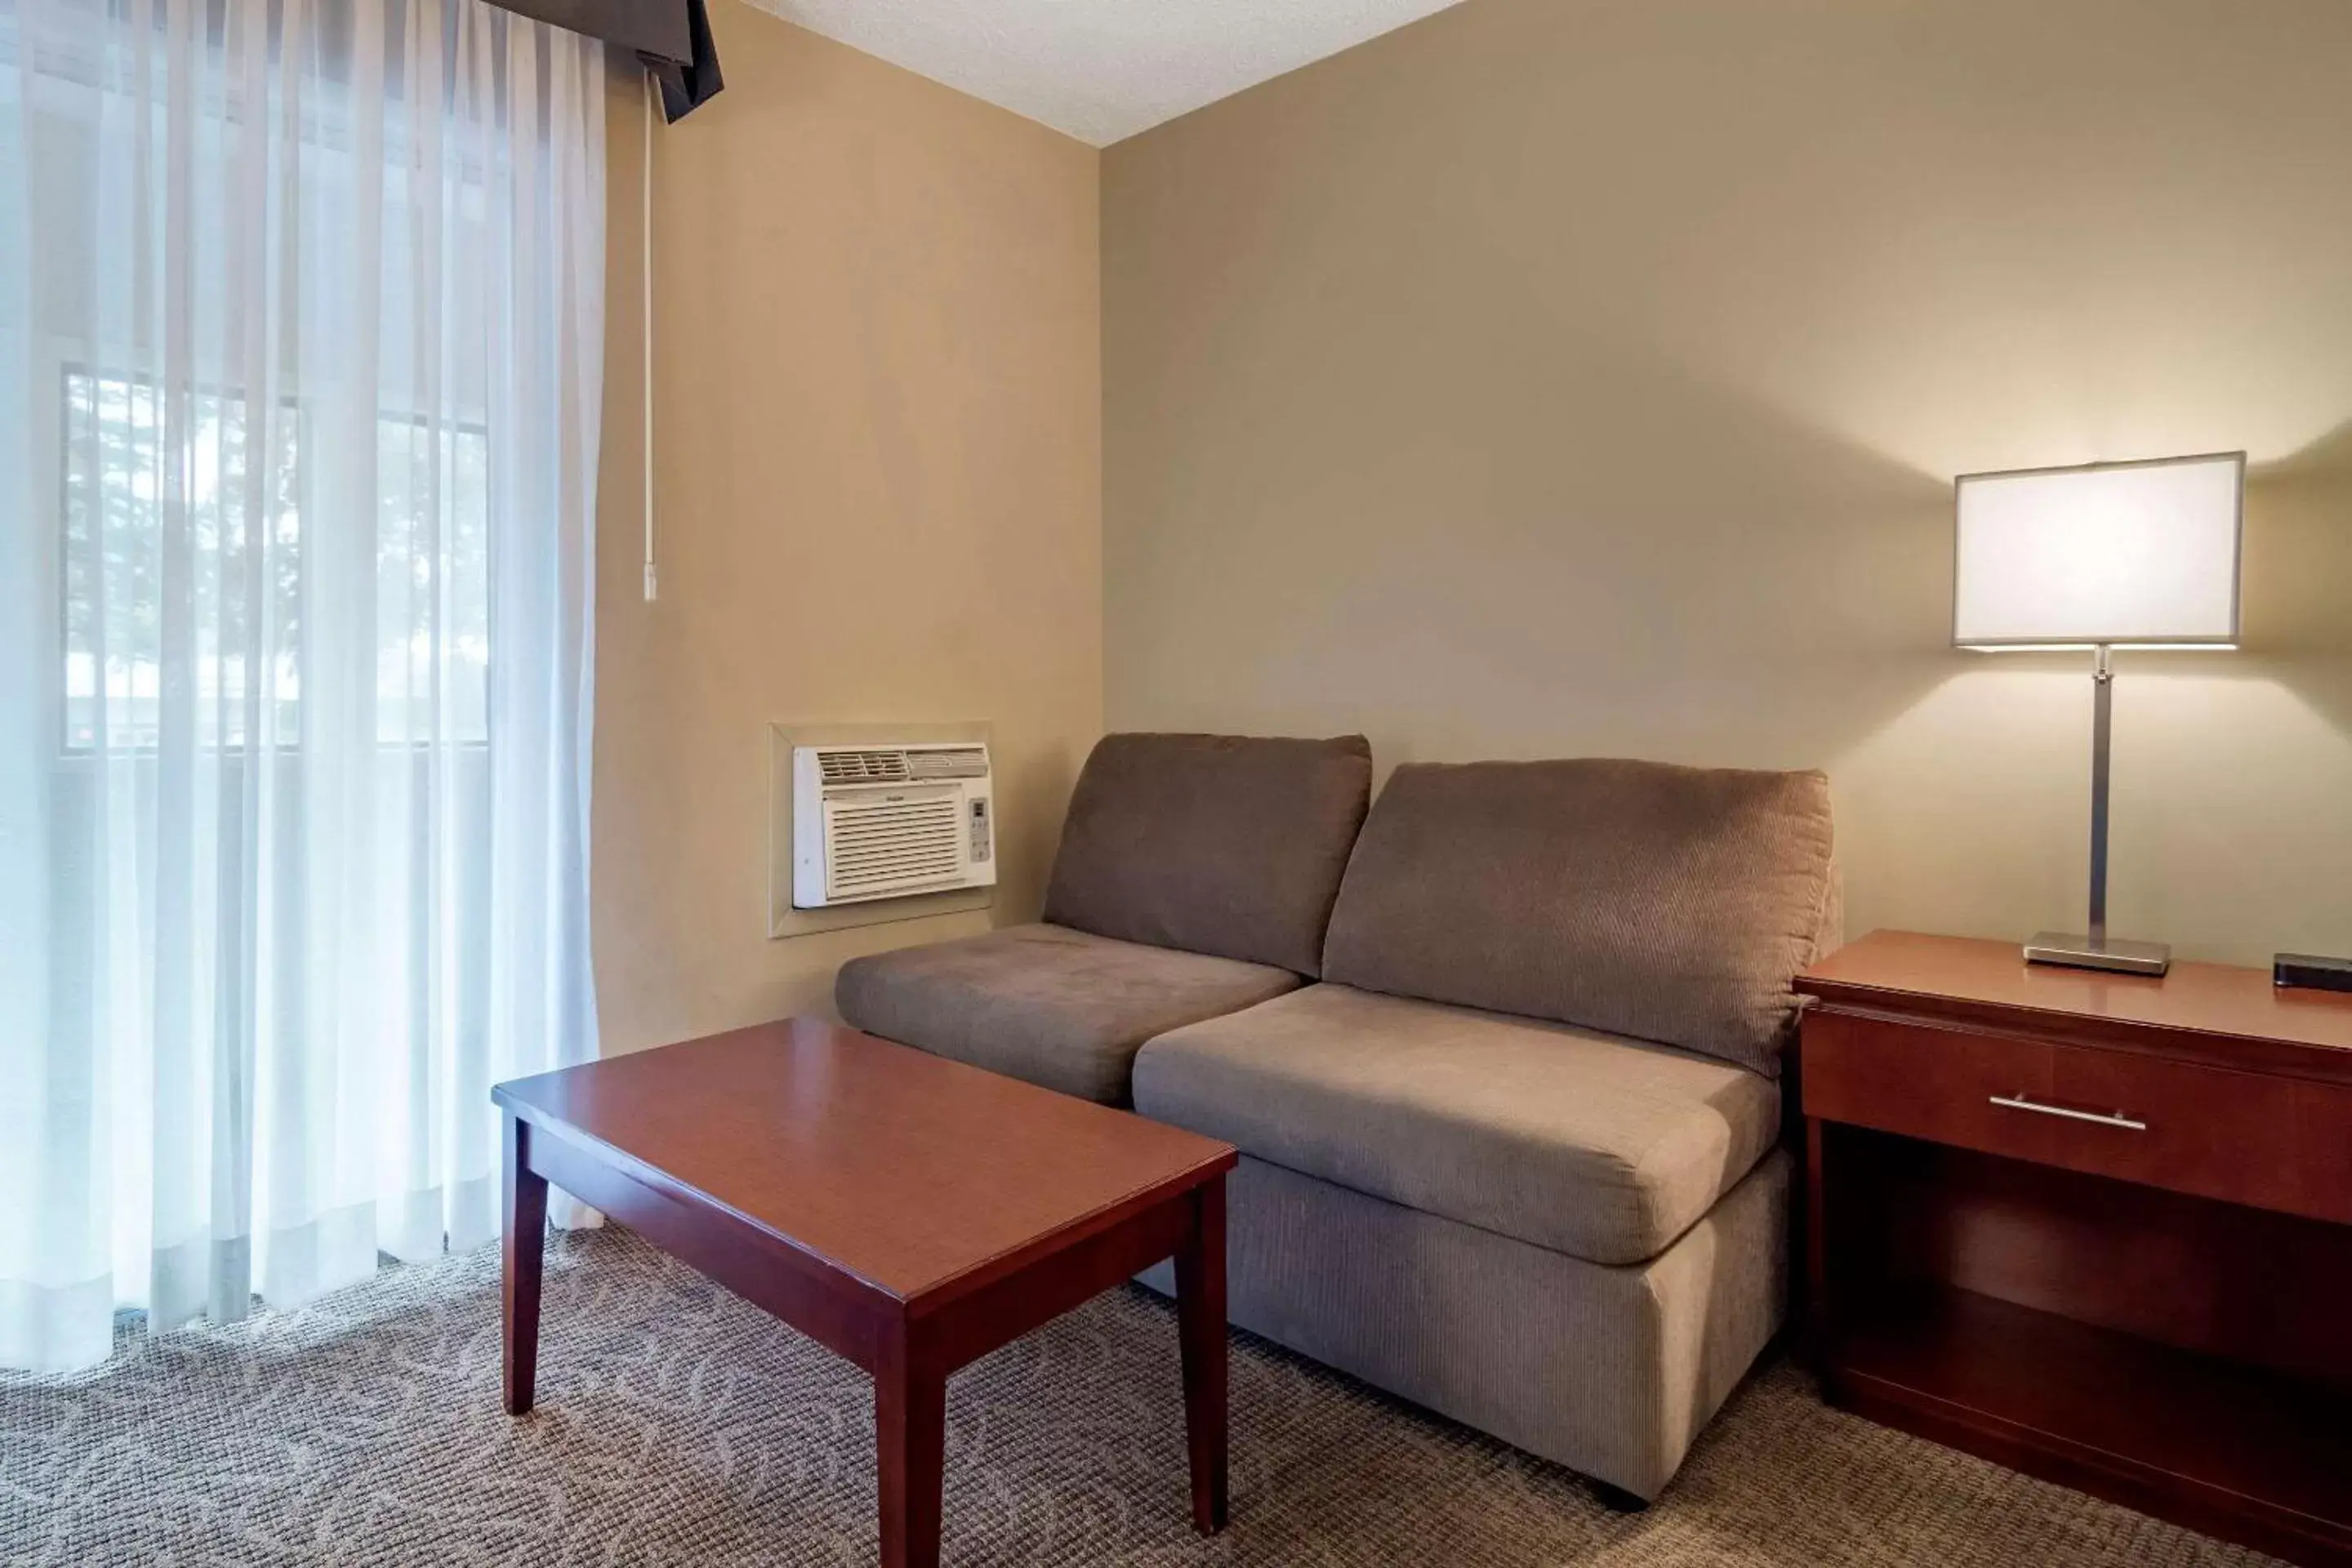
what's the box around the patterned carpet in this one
[0,1226,2276,1567]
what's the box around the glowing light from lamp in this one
[1953,452,2243,648]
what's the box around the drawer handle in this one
[1989,1094,2147,1132]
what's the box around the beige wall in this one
[594,2,1102,1053]
[1103,0,2352,966]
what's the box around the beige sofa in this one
[838,736,1839,1504]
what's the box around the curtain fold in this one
[0,0,604,1374]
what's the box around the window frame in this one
[55,360,497,760]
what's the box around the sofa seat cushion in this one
[1132,983,1780,1266]
[835,924,1302,1105]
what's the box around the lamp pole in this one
[2026,639,2166,973]
[2087,643,2113,946]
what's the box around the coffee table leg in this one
[875,1330,946,1568]
[503,1112,548,1417]
[1175,1176,1230,1534]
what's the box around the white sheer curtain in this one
[0,0,604,1373]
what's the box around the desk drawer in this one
[1802,1010,2057,1161]
[1802,1009,2345,1222]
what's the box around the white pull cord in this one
[642,69,659,603]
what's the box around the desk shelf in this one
[1830,1279,2352,1565]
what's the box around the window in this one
[60,370,492,752]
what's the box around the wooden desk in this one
[1797,931,2352,1567]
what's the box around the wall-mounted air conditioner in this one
[791,743,996,910]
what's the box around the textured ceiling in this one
[744,0,1468,146]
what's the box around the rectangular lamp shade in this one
[1953,452,2244,648]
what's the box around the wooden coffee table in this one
[490,1018,1236,1568]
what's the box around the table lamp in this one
[1953,451,2245,976]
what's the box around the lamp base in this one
[2024,931,2172,977]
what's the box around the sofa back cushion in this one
[1044,733,1373,976]
[1321,757,1837,1075]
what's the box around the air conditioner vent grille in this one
[817,748,912,785]
[906,746,989,781]
[824,798,962,898]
